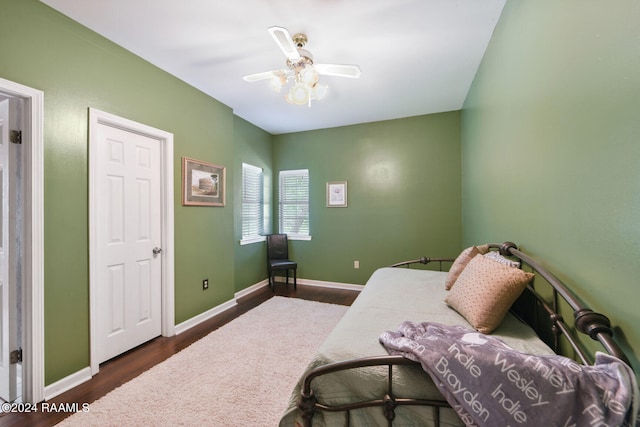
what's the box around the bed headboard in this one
[393,242,631,368]
[492,242,630,367]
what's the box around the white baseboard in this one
[234,279,269,300]
[44,366,92,401]
[273,276,363,291]
[176,280,272,335]
[235,277,363,298]
[174,298,238,335]
[296,278,364,291]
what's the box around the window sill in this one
[240,236,266,246]
[287,235,312,241]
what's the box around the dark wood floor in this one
[0,283,359,427]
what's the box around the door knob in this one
[153,247,162,255]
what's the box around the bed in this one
[278,242,636,427]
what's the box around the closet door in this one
[93,122,163,364]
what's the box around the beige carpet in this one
[59,297,348,426]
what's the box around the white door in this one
[94,123,162,364]
[0,98,18,402]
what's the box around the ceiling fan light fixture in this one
[302,65,319,86]
[312,83,328,101]
[269,72,287,92]
[286,82,310,105]
[244,26,361,107]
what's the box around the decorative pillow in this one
[445,244,489,290]
[484,251,520,268]
[445,255,534,334]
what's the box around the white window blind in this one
[241,163,264,242]
[279,169,310,239]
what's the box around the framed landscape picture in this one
[182,157,226,206]
[326,181,347,207]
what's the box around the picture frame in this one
[182,157,226,206]
[326,181,348,207]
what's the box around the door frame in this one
[0,77,45,404]
[88,108,174,375]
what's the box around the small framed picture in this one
[326,181,348,207]
[182,157,226,206]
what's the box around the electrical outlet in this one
[354,260,360,269]
[202,279,209,290]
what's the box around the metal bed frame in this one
[297,242,631,426]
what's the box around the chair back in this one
[266,234,289,260]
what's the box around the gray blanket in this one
[380,321,639,427]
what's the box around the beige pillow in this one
[445,244,489,290]
[445,255,534,334]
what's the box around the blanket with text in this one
[379,322,639,427]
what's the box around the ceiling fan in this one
[243,26,362,106]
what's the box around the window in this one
[279,169,310,240]
[241,163,264,244]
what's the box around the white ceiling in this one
[40,0,506,135]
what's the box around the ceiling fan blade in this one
[268,26,301,61]
[242,69,287,82]
[315,64,362,79]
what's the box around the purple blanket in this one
[380,322,639,427]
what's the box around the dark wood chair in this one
[266,234,297,291]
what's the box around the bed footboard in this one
[299,355,449,427]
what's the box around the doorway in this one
[0,96,22,404]
[0,77,45,404]
[88,109,175,375]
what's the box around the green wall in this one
[462,1,640,370]
[273,112,462,284]
[0,0,245,384]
